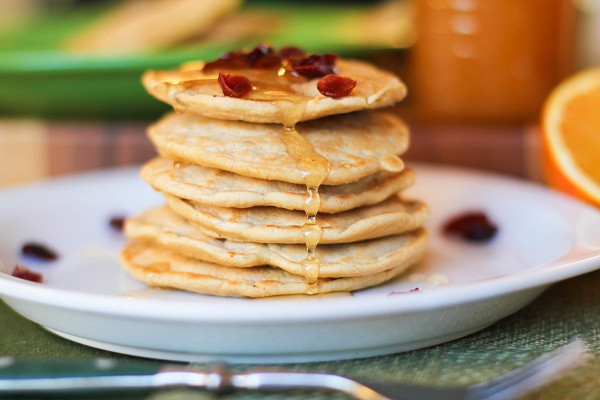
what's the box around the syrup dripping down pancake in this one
[125,206,428,279]
[148,111,408,186]
[121,239,425,298]
[166,194,428,245]
[141,157,415,213]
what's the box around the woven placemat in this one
[2,269,599,399]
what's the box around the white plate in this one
[1,164,600,364]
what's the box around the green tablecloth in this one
[2,269,600,399]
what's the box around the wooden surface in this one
[0,119,154,187]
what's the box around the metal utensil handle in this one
[231,371,391,400]
[0,359,389,399]
[0,358,169,394]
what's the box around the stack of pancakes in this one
[120,46,429,298]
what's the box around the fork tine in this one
[468,338,587,400]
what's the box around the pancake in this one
[142,57,407,126]
[142,157,415,213]
[125,206,428,278]
[121,240,422,298]
[148,111,408,186]
[121,43,427,298]
[166,194,429,244]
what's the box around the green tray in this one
[0,2,409,120]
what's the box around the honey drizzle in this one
[158,67,312,124]
[278,126,330,293]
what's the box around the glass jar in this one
[408,0,577,124]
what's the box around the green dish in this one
[0,3,408,120]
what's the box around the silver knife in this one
[0,340,587,400]
[0,358,464,399]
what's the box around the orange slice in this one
[541,68,600,207]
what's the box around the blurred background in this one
[0,0,598,187]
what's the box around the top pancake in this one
[148,111,409,186]
[142,58,406,125]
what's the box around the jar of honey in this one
[407,0,576,124]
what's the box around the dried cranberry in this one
[11,265,43,283]
[277,46,306,61]
[253,54,281,69]
[218,72,252,98]
[203,44,277,71]
[203,52,248,71]
[443,211,498,242]
[317,74,356,98]
[109,216,126,232]
[21,242,58,261]
[288,54,337,78]
[245,43,276,67]
[202,45,341,81]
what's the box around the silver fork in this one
[0,339,587,399]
